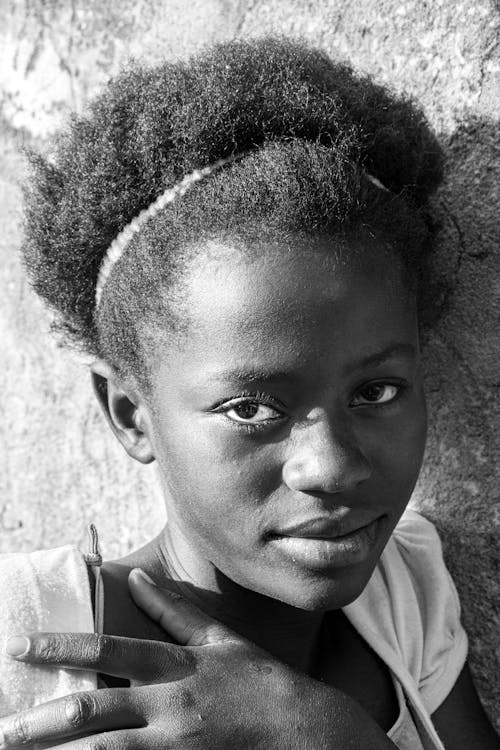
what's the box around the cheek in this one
[399,388,428,473]
[368,390,427,511]
[155,420,282,538]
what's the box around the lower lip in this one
[269,518,383,569]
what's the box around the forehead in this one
[184,236,410,328]
[154,237,417,384]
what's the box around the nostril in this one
[282,446,371,494]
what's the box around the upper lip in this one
[272,516,381,540]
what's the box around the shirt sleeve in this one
[393,509,469,715]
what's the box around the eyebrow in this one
[205,367,295,385]
[205,342,416,386]
[345,342,417,373]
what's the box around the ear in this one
[90,360,155,465]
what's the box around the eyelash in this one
[211,381,408,433]
[349,380,408,409]
[210,391,286,432]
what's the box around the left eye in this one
[220,400,283,424]
[350,383,400,406]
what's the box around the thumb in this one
[128,568,238,647]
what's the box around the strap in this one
[83,524,104,634]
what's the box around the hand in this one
[0,570,395,749]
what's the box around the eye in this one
[350,382,401,407]
[214,397,284,425]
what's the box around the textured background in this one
[1,0,499,727]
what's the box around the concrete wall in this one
[1,0,499,727]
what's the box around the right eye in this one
[217,399,284,425]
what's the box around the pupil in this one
[235,402,259,419]
[363,384,385,401]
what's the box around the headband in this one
[95,154,240,308]
[94,160,389,309]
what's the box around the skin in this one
[1,236,499,749]
[127,238,427,659]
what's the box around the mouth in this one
[267,516,385,569]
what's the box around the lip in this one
[273,514,382,540]
[268,517,384,569]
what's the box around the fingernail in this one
[131,568,157,586]
[5,635,30,658]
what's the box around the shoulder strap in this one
[83,524,104,634]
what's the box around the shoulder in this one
[387,509,468,713]
[391,506,447,569]
[389,509,465,640]
[389,508,459,607]
[0,545,96,716]
[0,545,93,619]
[346,508,468,715]
[0,543,87,570]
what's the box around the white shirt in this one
[0,509,468,749]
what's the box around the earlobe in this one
[90,360,155,465]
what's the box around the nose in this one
[282,411,372,494]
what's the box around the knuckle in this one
[161,647,194,679]
[165,715,205,748]
[87,633,115,664]
[188,623,213,647]
[191,622,227,647]
[79,734,136,750]
[176,687,197,711]
[2,713,32,745]
[146,656,168,682]
[64,692,99,729]
[165,686,199,719]
[147,645,193,683]
[32,632,69,662]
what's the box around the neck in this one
[133,524,326,674]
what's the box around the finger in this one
[0,688,143,748]
[129,569,238,647]
[39,727,157,750]
[4,631,192,682]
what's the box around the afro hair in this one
[22,36,444,379]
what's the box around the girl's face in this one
[142,238,427,611]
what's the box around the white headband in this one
[365,173,390,193]
[94,161,389,309]
[94,154,239,308]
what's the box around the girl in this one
[0,37,498,749]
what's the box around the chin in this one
[266,562,376,612]
[253,516,392,610]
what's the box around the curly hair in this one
[22,37,444,383]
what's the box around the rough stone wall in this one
[1,0,498,727]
